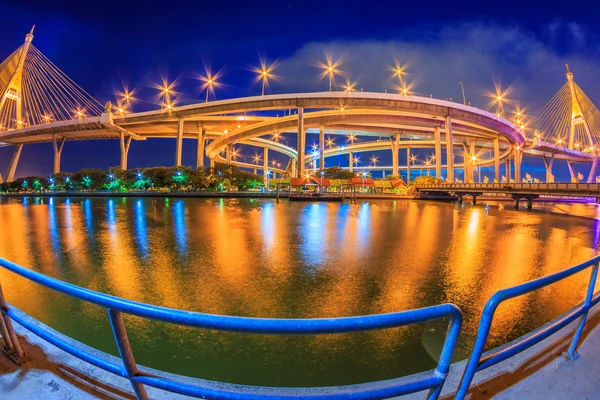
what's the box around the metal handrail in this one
[0,257,462,400]
[455,255,600,399]
[416,182,600,192]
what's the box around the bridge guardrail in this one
[416,183,600,193]
[455,255,600,399]
[0,257,462,400]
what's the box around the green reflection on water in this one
[0,197,597,386]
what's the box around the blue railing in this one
[0,257,462,400]
[455,255,600,399]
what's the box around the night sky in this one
[3,0,600,180]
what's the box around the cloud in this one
[273,22,600,116]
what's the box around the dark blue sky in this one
[2,0,600,180]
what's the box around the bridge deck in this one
[417,183,600,198]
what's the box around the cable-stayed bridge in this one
[1,28,599,184]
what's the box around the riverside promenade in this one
[1,305,599,399]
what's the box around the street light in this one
[265,170,272,192]
[200,69,222,103]
[361,171,367,192]
[319,55,341,92]
[470,154,480,183]
[253,59,276,96]
[391,62,406,94]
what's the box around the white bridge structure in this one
[1,28,600,184]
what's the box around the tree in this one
[172,166,193,192]
[323,166,354,179]
[71,169,106,190]
[411,176,439,186]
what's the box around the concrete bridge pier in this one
[175,117,184,167]
[226,144,232,164]
[52,135,66,174]
[391,134,399,177]
[196,125,206,169]
[514,148,522,182]
[297,107,305,177]
[463,142,474,183]
[263,147,269,185]
[319,124,325,171]
[513,194,538,210]
[119,132,132,170]
[505,159,512,182]
[406,147,411,183]
[6,144,23,182]
[493,138,500,182]
[542,155,555,183]
[445,116,454,182]
[587,157,598,183]
[567,161,576,182]
[349,151,354,173]
[434,127,442,180]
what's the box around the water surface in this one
[0,196,597,386]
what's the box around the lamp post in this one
[471,155,480,183]
[265,170,271,192]
[320,170,324,194]
[362,171,367,192]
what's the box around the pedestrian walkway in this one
[2,308,600,399]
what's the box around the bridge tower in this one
[566,65,594,150]
[0,26,35,129]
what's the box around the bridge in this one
[415,182,600,209]
[2,28,600,186]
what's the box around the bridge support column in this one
[210,158,215,168]
[493,138,500,183]
[464,143,474,183]
[226,144,232,164]
[542,155,555,183]
[392,133,400,177]
[119,132,132,170]
[291,159,297,177]
[406,147,411,184]
[445,116,454,182]
[196,125,206,170]
[52,135,67,175]
[319,124,325,171]
[567,161,576,182]
[587,157,598,183]
[6,144,23,182]
[349,151,354,173]
[175,117,184,167]
[514,148,522,182]
[263,147,269,185]
[297,107,305,177]
[505,159,511,182]
[434,127,442,180]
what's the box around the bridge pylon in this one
[566,65,595,152]
[0,26,35,129]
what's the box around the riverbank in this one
[0,191,415,200]
[2,300,599,399]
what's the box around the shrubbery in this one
[0,163,265,193]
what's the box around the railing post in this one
[456,304,496,400]
[0,283,24,359]
[565,261,599,360]
[107,309,149,400]
[427,311,462,400]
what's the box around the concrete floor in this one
[1,308,600,399]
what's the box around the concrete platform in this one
[1,306,600,399]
